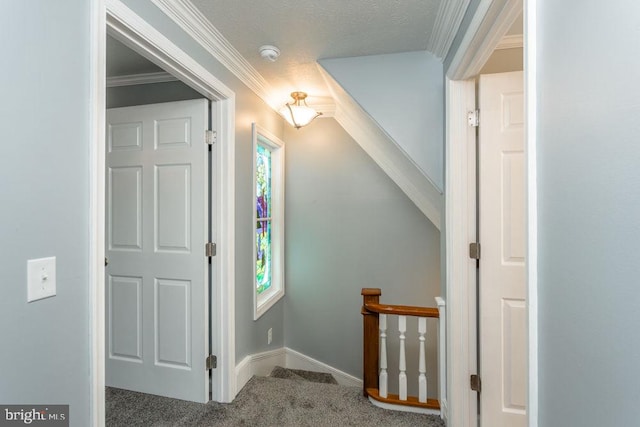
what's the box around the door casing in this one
[444,0,537,426]
[90,1,238,425]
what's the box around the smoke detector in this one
[259,45,281,62]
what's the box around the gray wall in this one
[119,0,287,361]
[320,52,445,192]
[283,118,441,394]
[0,1,91,425]
[536,1,640,425]
[106,81,203,108]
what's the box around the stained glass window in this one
[253,124,284,320]
[256,144,272,294]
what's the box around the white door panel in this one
[106,99,210,403]
[479,71,527,426]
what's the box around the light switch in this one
[27,256,56,302]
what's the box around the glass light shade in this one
[279,92,322,129]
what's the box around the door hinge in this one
[206,242,217,257]
[206,354,217,370]
[470,374,481,392]
[469,242,481,260]
[468,110,480,127]
[206,130,217,145]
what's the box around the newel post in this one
[361,288,381,397]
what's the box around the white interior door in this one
[479,71,527,426]
[106,99,210,403]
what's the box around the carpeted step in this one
[270,366,339,385]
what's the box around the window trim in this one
[252,123,285,320]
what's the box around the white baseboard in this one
[284,348,362,388]
[234,347,363,393]
[440,398,448,421]
[235,347,286,393]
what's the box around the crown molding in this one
[495,34,523,50]
[152,0,337,116]
[106,71,178,87]
[428,0,472,60]
[306,96,336,118]
[446,0,523,79]
[151,0,275,107]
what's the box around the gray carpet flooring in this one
[106,367,445,426]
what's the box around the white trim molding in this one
[235,348,286,393]
[446,0,523,80]
[428,0,473,60]
[318,64,443,229]
[151,0,274,107]
[306,96,336,118]
[525,0,538,425]
[435,296,447,421]
[107,0,234,101]
[235,347,363,393]
[89,1,106,426]
[284,348,362,388]
[495,34,523,50]
[106,71,177,87]
[443,1,527,426]
[151,0,337,118]
[100,0,237,407]
[445,78,478,427]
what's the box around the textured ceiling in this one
[190,0,442,99]
[107,2,523,113]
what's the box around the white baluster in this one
[418,317,427,403]
[379,314,388,398]
[398,315,407,401]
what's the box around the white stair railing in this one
[361,288,445,417]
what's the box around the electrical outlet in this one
[268,328,273,345]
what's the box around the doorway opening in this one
[444,1,532,426]
[90,2,237,424]
[105,39,213,399]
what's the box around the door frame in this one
[444,0,537,426]
[90,0,237,424]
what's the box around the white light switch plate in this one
[27,256,56,302]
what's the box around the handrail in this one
[363,302,439,318]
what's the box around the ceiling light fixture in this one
[279,92,322,129]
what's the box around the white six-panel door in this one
[479,71,527,426]
[106,99,210,403]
